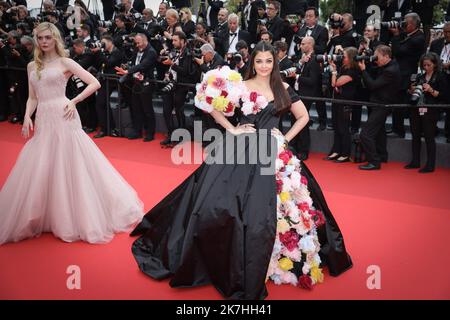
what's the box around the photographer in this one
[229,40,250,78]
[194,43,225,74]
[93,34,126,139]
[194,43,226,131]
[44,11,65,38]
[112,14,129,49]
[326,47,361,164]
[405,52,448,173]
[291,36,322,160]
[289,6,328,58]
[0,30,27,123]
[327,13,362,55]
[274,40,295,87]
[69,39,97,133]
[261,1,285,42]
[429,22,450,143]
[213,7,229,56]
[358,45,402,170]
[115,33,157,141]
[390,12,426,138]
[160,31,201,146]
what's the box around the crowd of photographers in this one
[1,0,449,172]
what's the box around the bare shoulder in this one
[27,61,35,71]
[60,57,75,66]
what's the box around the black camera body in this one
[328,14,344,29]
[292,34,303,45]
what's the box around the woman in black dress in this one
[326,47,361,163]
[131,42,352,300]
[406,52,448,173]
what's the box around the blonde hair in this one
[33,22,68,79]
[180,7,192,22]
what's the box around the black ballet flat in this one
[404,163,420,169]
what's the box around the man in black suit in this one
[160,31,201,146]
[380,0,413,43]
[93,35,126,138]
[291,36,322,160]
[213,8,229,57]
[429,22,450,143]
[358,45,402,170]
[390,12,426,138]
[194,43,227,132]
[206,0,224,31]
[262,1,285,42]
[275,40,295,87]
[70,38,97,133]
[138,8,158,38]
[288,7,328,130]
[292,6,328,55]
[220,13,251,60]
[115,33,157,141]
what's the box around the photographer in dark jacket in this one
[194,43,226,132]
[326,47,361,164]
[358,45,402,170]
[0,30,27,123]
[70,39,97,133]
[115,33,157,141]
[261,1,285,42]
[92,35,126,138]
[160,31,201,146]
[405,52,448,173]
[291,36,322,160]
[389,12,426,138]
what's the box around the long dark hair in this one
[245,41,291,114]
[419,52,441,73]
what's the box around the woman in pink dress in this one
[0,22,144,244]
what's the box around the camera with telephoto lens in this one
[410,74,425,105]
[98,20,114,28]
[280,63,303,77]
[328,14,344,29]
[380,16,406,29]
[354,55,378,63]
[89,41,104,49]
[315,54,344,63]
[161,71,176,93]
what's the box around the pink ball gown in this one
[0,65,144,244]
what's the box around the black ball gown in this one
[131,87,352,300]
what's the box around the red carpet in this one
[0,122,449,300]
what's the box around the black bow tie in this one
[230,32,237,36]
[307,26,314,30]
